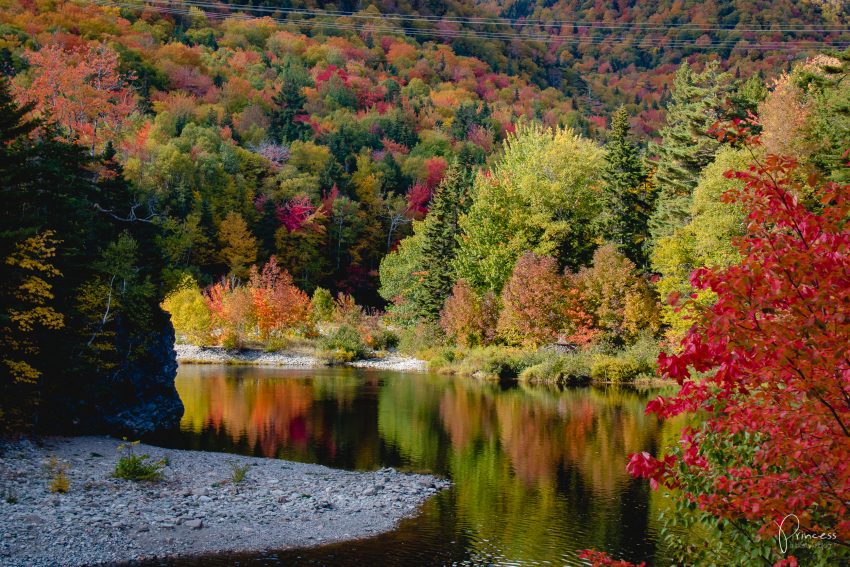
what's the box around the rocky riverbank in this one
[174,344,427,372]
[0,436,449,566]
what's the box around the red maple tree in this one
[585,136,850,566]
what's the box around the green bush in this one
[318,324,368,362]
[519,351,593,385]
[312,287,334,322]
[590,355,645,383]
[221,330,240,350]
[451,346,531,379]
[622,332,661,371]
[370,328,399,351]
[426,347,458,372]
[264,336,290,352]
[398,320,445,356]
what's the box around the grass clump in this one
[397,321,445,358]
[47,458,70,494]
[3,484,17,503]
[229,461,251,484]
[113,441,166,482]
[589,334,660,384]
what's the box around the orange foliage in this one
[440,279,498,347]
[16,41,135,152]
[248,256,312,339]
[497,252,596,348]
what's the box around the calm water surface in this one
[146,364,682,566]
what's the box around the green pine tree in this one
[602,107,653,268]
[418,162,471,320]
[649,61,731,242]
[798,48,850,184]
[269,60,312,144]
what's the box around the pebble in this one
[0,436,449,567]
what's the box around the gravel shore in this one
[0,436,448,566]
[174,344,427,372]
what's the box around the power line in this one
[99,0,850,34]
[88,0,850,52]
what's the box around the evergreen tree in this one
[602,107,652,268]
[418,162,471,319]
[649,62,731,242]
[0,75,172,430]
[451,101,490,140]
[269,60,312,144]
[799,49,850,184]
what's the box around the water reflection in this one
[149,365,680,566]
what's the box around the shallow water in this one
[145,364,681,566]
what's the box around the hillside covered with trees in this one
[1,0,850,565]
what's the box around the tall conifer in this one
[649,62,731,242]
[419,162,471,319]
[603,107,652,267]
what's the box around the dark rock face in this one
[41,309,184,437]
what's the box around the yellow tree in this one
[2,231,64,384]
[218,212,257,279]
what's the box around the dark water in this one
[146,364,682,566]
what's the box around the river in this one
[145,364,682,566]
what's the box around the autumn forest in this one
[0,0,849,565]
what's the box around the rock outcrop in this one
[39,309,183,436]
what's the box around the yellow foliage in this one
[2,231,64,384]
[162,277,212,344]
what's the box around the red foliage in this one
[276,195,316,233]
[314,65,348,87]
[578,549,645,567]
[381,137,410,156]
[405,181,431,218]
[630,154,850,544]
[321,184,340,215]
[204,279,230,327]
[497,252,594,348]
[423,156,448,190]
[439,280,498,347]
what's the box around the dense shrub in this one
[398,320,446,356]
[519,351,593,385]
[357,313,399,351]
[161,276,212,345]
[498,252,594,348]
[570,244,661,345]
[444,346,532,379]
[248,257,313,338]
[590,355,649,383]
[440,279,499,347]
[202,257,314,346]
[311,287,334,322]
[318,324,368,363]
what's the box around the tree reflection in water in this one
[151,364,684,566]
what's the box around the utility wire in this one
[89,0,850,52]
[98,0,850,34]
